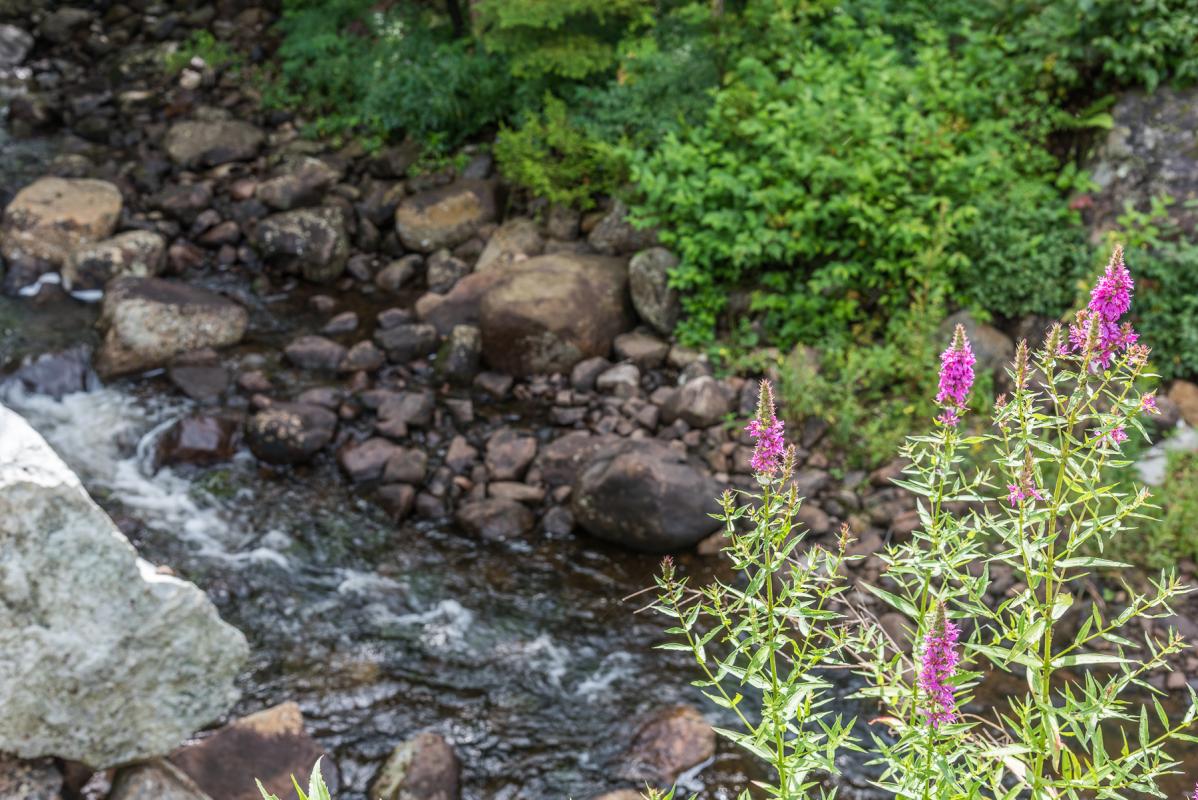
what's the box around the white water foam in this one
[1,385,284,566]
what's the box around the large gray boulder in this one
[0,405,248,768]
[95,278,248,379]
[572,439,721,552]
[478,253,633,376]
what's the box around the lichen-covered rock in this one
[479,253,632,376]
[1088,89,1198,235]
[163,119,264,169]
[394,179,497,253]
[0,404,248,768]
[95,278,248,378]
[253,207,349,283]
[62,230,167,292]
[109,761,213,800]
[1,177,122,268]
[245,402,337,465]
[475,216,543,272]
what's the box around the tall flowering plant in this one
[654,382,857,799]
[854,246,1198,798]
[655,248,1198,799]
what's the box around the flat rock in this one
[1,177,122,269]
[284,335,347,371]
[455,498,534,542]
[394,179,497,253]
[95,278,248,379]
[164,120,264,169]
[0,405,247,768]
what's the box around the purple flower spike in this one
[918,604,961,729]
[1140,393,1159,415]
[936,325,975,426]
[747,380,785,476]
[1071,247,1139,369]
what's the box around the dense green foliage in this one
[264,0,1198,463]
[493,96,625,209]
[265,1,515,147]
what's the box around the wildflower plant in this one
[656,248,1198,800]
[653,381,857,799]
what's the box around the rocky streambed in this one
[4,3,1198,800]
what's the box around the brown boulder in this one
[479,253,632,376]
[170,702,336,800]
[620,705,715,786]
[368,732,460,800]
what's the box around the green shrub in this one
[494,95,627,210]
[627,23,1080,348]
[267,1,515,149]
[475,0,654,82]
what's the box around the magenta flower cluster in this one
[1070,249,1139,369]
[747,380,785,475]
[919,607,961,728]
[1006,482,1044,507]
[936,325,975,427]
[747,416,785,474]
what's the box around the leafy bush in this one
[627,23,1085,348]
[658,256,1197,798]
[267,1,515,148]
[475,0,653,82]
[494,95,627,210]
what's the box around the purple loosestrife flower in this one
[1070,247,1139,369]
[747,380,785,476]
[1008,451,1044,507]
[919,604,961,728]
[936,325,975,427]
[1141,393,1160,415]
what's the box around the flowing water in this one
[0,275,784,798]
